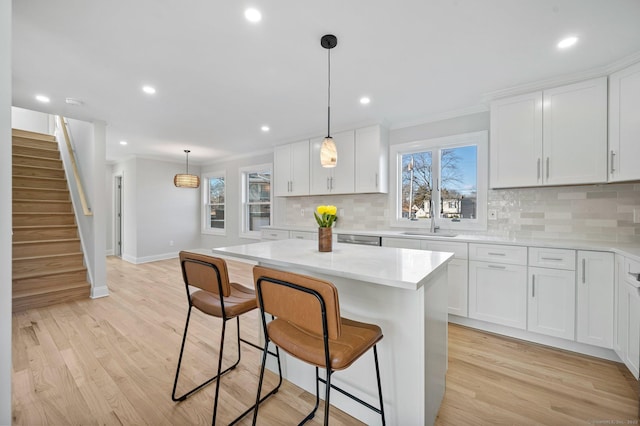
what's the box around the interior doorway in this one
[114,175,123,257]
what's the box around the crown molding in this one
[389,104,489,130]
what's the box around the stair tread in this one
[12,266,87,280]
[12,153,61,160]
[13,212,74,215]
[13,225,77,229]
[13,174,66,180]
[13,164,63,171]
[13,186,68,192]
[13,199,71,203]
[13,251,83,261]
[13,238,80,245]
[12,129,57,141]
[13,281,90,298]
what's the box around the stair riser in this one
[12,145,60,159]
[13,187,70,201]
[12,285,91,312]
[13,214,76,226]
[13,177,68,190]
[13,176,67,190]
[13,227,78,242]
[12,136,57,150]
[13,240,81,258]
[13,269,87,293]
[13,165,65,179]
[12,254,85,276]
[13,201,73,213]
[13,155,63,169]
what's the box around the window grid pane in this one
[401,151,432,220]
[440,145,477,219]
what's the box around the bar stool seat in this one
[191,282,256,318]
[268,317,382,370]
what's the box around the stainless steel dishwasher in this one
[336,233,381,246]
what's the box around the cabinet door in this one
[576,251,614,348]
[309,131,354,195]
[469,261,527,329]
[489,92,543,188]
[543,77,607,185]
[289,140,310,196]
[447,258,468,317]
[625,283,640,378]
[273,144,292,197]
[355,125,388,193]
[609,61,640,182]
[528,267,575,340]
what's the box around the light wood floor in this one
[12,256,639,425]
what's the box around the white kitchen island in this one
[199,239,453,425]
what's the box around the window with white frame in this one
[390,131,488,231]
[202,171,226,234]
[240,164,272,238]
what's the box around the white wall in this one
[200,152,274,248]
[11,106,51,134]
[111,157,201,263]
[1,1,11,422]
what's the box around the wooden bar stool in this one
[252,266,386,425]
[172,251,282,425]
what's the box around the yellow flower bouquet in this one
[314,205,338,228]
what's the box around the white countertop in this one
[196,239,453,291]
[262,225,640,261]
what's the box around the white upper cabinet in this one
[274,140,310,197]
[310,130,355,195]
[609,61,640,182]
[490,77,608,188]
[490,92,543,188]
[355,125,389,193]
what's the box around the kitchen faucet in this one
[430,199,439,233]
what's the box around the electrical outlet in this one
[634,209,640,224]
[488,209,498,220]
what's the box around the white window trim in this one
[239,163,272,239]
[201,170,226,236]
[389,130,488,232]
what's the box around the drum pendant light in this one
[174,150,200,188]
[320,34,338,168]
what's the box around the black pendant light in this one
[320,34,338,168]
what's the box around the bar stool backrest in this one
[179,251,231,297]
[253,266,342,340]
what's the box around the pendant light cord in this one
[327,47,331,138]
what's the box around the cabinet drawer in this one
[469,243,527,265]
[424,241,468,259]
[624,257,640,288]
[529,247,576,270]
[260,229,290,240]
[290,231,317,241]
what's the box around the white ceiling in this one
[11,0,640,164]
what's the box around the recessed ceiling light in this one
[244,8,262,23]
[557,36,578,49]
[142,85,156,94]
[120,141,128,146]
[35,95,50,103]
[360,97,371,105]
[261,125,270,132]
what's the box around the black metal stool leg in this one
[374,345,386,426]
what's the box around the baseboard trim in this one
[91,285,109,299]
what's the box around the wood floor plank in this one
[11,255,638,425]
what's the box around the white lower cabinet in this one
[528,267,576,340]
[576,251,615,349]
[469,260,527,329]
[615,254,640,378]
[382,237,469,317]
[469,244,528,329]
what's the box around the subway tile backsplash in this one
[282,182,640,244]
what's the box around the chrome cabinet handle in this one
[532,275,536,297]
[537,158,541,181]
[488,264,506,270]
[541,257,563,261]
[327,177,330,190]
[375,173,378,188]
[546,157,550,179]
[488,252,506,256]
[582,258,586,284]
[611,150,616,173]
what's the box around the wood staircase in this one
[12,129,91,312]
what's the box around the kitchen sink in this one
[400,231,457,237]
